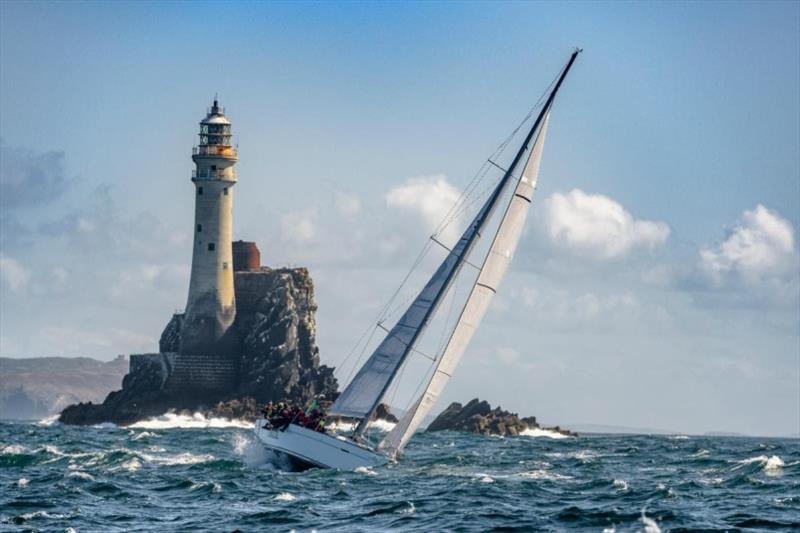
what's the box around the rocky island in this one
[60,265,338,426]
[428,398,577,438]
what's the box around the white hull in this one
[254,423,388,470]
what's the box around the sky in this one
[1,1,798,436]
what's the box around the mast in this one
[380,50,580,455]
[331,49,581,440]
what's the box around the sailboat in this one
[255,49,580,469]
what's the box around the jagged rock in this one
[60,267,338,426]
[427,398,577,438]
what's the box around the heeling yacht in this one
[255,49,581,469]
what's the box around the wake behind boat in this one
[255,49,581,469]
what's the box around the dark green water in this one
[1,417,797,531]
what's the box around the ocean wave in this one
[16,477,29,487]
[613,479,629,491]
[128,412,253,429]
[2,444,26,454]
[640,509,662,533]
[520,427,571,439]
[131,431,158,440]
[733,454,785,473]
[36,415,60,427]
[274,492,297,501]
[68,471,95,481]
[518,470,573,481]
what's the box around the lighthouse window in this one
[198,187,203,195]
[223,262,229,270]
[196,224,202,233]
[223,188,229,196]
[208,242,215,251]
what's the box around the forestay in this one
[380,112,551,457]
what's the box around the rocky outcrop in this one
[428,398,577,438]
[59,268,338,426]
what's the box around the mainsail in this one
[380,111,551,457]
[330,49,580,442]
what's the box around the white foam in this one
[613,479,629,491]
[669,435,690,440]
[399,502,415,514]
[116,458,142,472]
[518,469,573,481]
[36,415,60,427]
[232,433,291,470]
[274,492,297,501]
[132,431,158,441]
[140,451,214,466]
[477,474,495,483]
[520,427,571,439]
[733,454,785,473]
[128,412,252,429]
[2,444,26,454]
[369,419,397,432]
[354,466,377,475]
[16,478,29,488]
[640,510,662,533]
[68,471,95,481]
[690,449,709,458]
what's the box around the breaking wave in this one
[128,412,252,429]
[521,427,572,439]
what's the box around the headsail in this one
[379,111,551,457]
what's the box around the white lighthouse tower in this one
[180,98,238,355]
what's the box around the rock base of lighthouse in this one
[59,267,338,426]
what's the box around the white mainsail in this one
[380,111,551,457]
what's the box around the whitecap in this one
[520,427,571,439]
[274,492,297,501]
[128,412,252,429]
[518,469,573,481]
[669,435,690,440]
[613,479,629,491]
[116,458,142,472]
[478,474,495,483]
[399,502,415,514]
[16,478,29,488]
[354,466,377,475]
[36,415,60,427]
[733,454,785,474]
[68,471,94,481]
[369,419,397,432]
[640,510,662,533]
[690,449,709,458]
[2,444,26,454]
[132,431,157,441]
[140,451,214,466]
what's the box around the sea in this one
[1,415,797,532]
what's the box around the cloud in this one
[0,143,68,209]
[334,191,362,217]
[280,208,317,243]
[385,175,462,241]
[542,189,670,259]
[0,254,31,293]
[700,204,796,283]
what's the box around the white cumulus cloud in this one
[385,175,462,240]
[0,254,31,293]
[700,204,796,283]
[542,189,670,259]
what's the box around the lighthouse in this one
[180,98,238,355]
